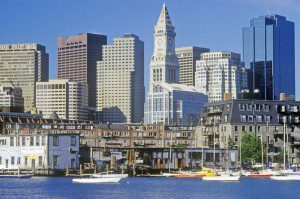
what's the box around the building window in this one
[53,136,59,146]
[24,157,28,166]
[264,104,270,112]
[11,156,15,165]
[41,136,46,146]
[249,126,253,132]
[53,155,58,166]
[256,115,262,123]
[240,115,247,122]
[30,137,34,146]
[10,137,14,146]
[70,136,76,146]
[234,126,238,131]
[239,104,245,111]
[36,136,40,146]
[266,115,271,122]
[248,115,254,122]
[22,137,26,146]
[247,104,252,111]
[0,156,2,165]
[17,157,20,165]
[38,156,43,166]
[255,104,261,111]
[242,126,245,131]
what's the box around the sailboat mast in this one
[283,120,286,169]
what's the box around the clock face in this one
[157,38,163,46]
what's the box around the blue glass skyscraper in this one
[243,15,295,100]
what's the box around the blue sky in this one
[1,0,299,98]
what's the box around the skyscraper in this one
[96,33,144,123]
[0,43,49,112]
[176,46,209,86]
[144,4,207,126]
[195,52,247,102]
[243,15,295,100]
[57,33,107,107]
[36,79,88,120]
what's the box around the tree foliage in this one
[226,136,235,149]
[239,133,264,163]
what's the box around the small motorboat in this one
[92,174,128,178]
[0,174,33,179]
[72,177,121,183]
[248,173,273,178]
[203,174,240,181]
[270,175,300,181]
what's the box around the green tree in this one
[239,133,264,164]
[226,136,235,149]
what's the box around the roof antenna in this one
[266,8,271,16]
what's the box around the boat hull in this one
[92,174,128,178]
[203,176,240,181]
[171,174,205,178]
[248,174,273,178]
[0,174,33,179]
[72,177,121,183]
[270,175,300,181]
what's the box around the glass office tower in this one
[243,15,295,100]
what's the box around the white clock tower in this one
[149,3,179,90]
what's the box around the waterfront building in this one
[176,46,209,86]
[196,97,300,163]
[57,33,107,107]
[195,52,247,102]
[243,15,295,100]
[96,33,144,123]
[36,79,88,120]
[144,4,207,126]
[0,85,24,112]
[0,124,79,173]
[0,44,49,112]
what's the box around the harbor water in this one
[0,177,299,199]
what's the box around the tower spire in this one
[156,3,174,28]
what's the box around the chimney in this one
[280,93,286,101]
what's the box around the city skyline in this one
[0,0,299,98]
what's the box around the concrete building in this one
[36,79,88,120]
[243,15,295,100]
[144,4,207,126]
[195,52,247,102]
[0,86,24,112]
[196,98,300,164]
[0,124,79,173]
[57,33,107,107]
[96,33,144,123]
[176,46,209,86]
[0,43,49,112]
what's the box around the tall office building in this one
[243,15,295,100]
[176,46,209,86]
[195,52,247,102]
[0,43,49,112]
[144,4,207,126]
[0,85,24,112]
[97,33,144,123]
[36,79,88,120]
[57,33,107,107]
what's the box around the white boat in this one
[270,175,300,181]
[162,173,173,177]
[92,174,128,178]
[0,174,33,179]
[72,177,121,183]
[203,174,240,181]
